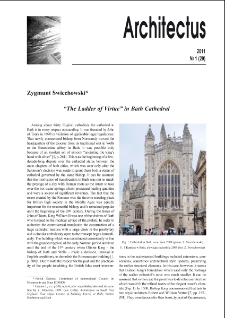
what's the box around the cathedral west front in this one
[120,124,201,235]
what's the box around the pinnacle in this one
[146,124,155,139]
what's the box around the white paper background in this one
[0,1,224,317]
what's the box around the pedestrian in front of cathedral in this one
[178,228,181,235]
[160,229,163,235]
[167,228,171,235]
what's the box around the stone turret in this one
[144,124,155,220]
[182,124,194,218]
[129,164,135,181]
[145,125,155,155]
[182,124,193,154]
[160,124,167,143]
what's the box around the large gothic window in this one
[135,205,143,219]
[158,161,180,208]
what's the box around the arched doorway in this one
[136,225,141,235]
[165,219,174,230]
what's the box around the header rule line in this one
[72,64,206,66]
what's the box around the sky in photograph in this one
[119,124,206,211]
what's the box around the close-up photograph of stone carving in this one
[27,16,61,64]
[119,124,206,236]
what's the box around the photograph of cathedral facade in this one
[120,124,206,235]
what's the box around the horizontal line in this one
[72,64,206,66]
[10,0,218,1]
